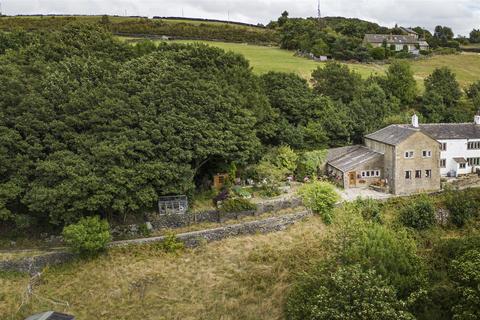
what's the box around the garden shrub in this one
[62,216,112,257]
[346,197,383,223]
[285,264,415,320]
[400,194,436,230]
[298,181,339,224]
[444,189,479,227]
[232,186,252,199]
[161,232,185,253]
[220,198,257,213]
[263,145,298,175]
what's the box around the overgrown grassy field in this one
[144,39,480,88]
[1,216,327,320]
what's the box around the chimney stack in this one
[412,113,419,128]
[475,111,480,125]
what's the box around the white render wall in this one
[439,139,480,176]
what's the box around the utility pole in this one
[317,0,322,27]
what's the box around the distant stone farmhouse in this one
[363,27,429,54]
[326,113,480,195]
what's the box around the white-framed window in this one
[415,170,422,179]
[405,171,412,179]
[440,143,447,151]
[467,141,480,150]
[360,170,381,178]
[440,159,446,168]
[425,169,432,178]
[404,151,414,159]
[460,163,466,169]
[422,150,432,158]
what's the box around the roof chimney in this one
[475,111,480,125]
[412,113,419,128]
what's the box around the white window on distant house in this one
[375,170,380,177]
[405,171,412,179]
[404,151,414,159]
[366,171,370,177]
[415,170,422,179]
[425,170,432,178]
[422,150,432,158]
[467,141,480,150]
[361,170,381,178]
[460,163,466,169]
[440,143,447,151]
[440,159,446,168]
[361,171,366,177]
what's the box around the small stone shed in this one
[326,145,384,189]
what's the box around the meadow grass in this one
[0,216,326,320]
[146,39,480,89]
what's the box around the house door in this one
[348,172,356,187]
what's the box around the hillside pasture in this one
[139,39,480,88]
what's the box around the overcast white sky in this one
[2,0,479,36]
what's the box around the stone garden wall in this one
[1,210,311,275]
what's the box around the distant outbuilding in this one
[25,311,75,320]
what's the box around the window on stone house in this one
[415,170,422,178]
[405,171,412,179]
[422,150,432,158]
[425,170,432,178]
[404,151,414,158]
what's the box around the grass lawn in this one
[136,39,480,89]
[1,216,326,320]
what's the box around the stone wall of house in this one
[394,132,441,195]
[344,156,384,189]
[365,138,396,193]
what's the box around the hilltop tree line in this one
[0,24,479,230]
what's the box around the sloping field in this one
[152,39,480,87]
[0,216,326,320]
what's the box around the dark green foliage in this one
[451,250,480,319]
[312,62,362,103]
[470,29,480,43]
[285,264,415,320]
[444,189,479,227]
[219,198,257,213]
[400,195,436,230]
[298,181,339,224]
[342,223,425,298]
[62,216,112,257]
[0,24,270,226]
[383,60,417,105]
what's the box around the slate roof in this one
[400,27,418,35]
[363,34,420,44]
[364,125,420,146]
[328,145,383,172]
[453,157,467,164]
[414,123,480,140]
[326,145,360,162]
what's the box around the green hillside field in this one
[131,38,480,88]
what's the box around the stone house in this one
[363,32,429,54]
[326,121,441,195]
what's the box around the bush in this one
[451,250,480,319]
[296,150,327,180]
[370,46,386,60]
[232,186,252,199]
[298,181,339,224]
[219,198,257,213]
[62,216,112,257]
[444,189,479,227]
[285,264,415,320]
[400,195,436,229]
[342,223,425,298]
[161,232,184,253]
[346,197,383,223]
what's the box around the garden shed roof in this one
[328,146,383,172]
